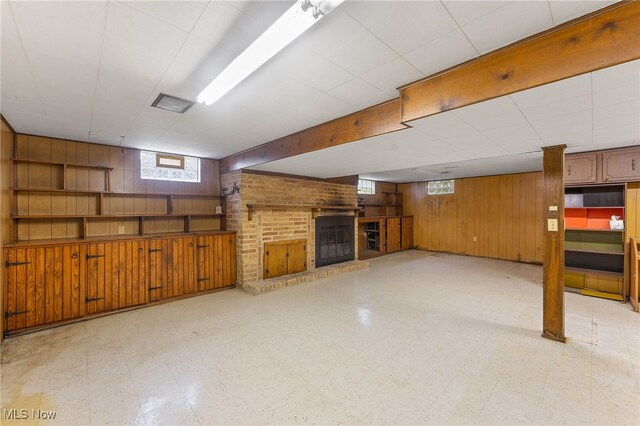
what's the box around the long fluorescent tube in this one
[196,0,344,106]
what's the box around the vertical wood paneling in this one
[398,172,543,263]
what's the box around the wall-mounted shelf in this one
[245,203,359,221]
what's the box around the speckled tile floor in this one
[1,250,639,425]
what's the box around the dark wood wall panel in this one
[399,172,543,264]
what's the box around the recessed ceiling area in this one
[250,59,640,182]
[0,0,619,159]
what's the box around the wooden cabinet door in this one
[148,238,168,301]
[197,235,215,291]
[401,217,413,250]
[62,244,85,321]
[386,217,401,253]
[603,147,640,182]
[287,240,307,274]
[379,219,387,253]
[213,234,237,288]
[565,153,597,184]
[631,238,639,312]
[264,243,288,279]
[109,240,147,309]
[85,243,108,314]
[167,236,196,297]
[4,248,37,331]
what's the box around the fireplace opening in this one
[315,216,355,267]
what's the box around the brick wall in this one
[221,171,357,284]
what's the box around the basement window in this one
[140,150,201,183]
[358,179,375,194]
[427,179,455,195]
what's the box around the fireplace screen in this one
[315,216,355,267]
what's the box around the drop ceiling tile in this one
[442,1,511,26]
[403,29,478,77]
[341,1,411,29]
[510,74,591,109]
[102,2,188,80]
[122,1,209,32]
[461,1,553,54]
[592,60,640,92]
[518,94,592,122]
[482,123,542,145]
[410,112,477,139]
[593,124,640,145]
[593,83,640,108]
[593,100,640,129]
[324,32,398,76]
[11,0,108,34]
[361,57,423,96]
[327,79,390,111]
[548,0,617,25]
[11,1,104,65]
[366,1,458,55]
[300,9,368,57]
[190,1,246,45]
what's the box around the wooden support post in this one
[542,145,566,343]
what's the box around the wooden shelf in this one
[13,213,224,219]
[565,206,625,209]
[245,203,359,220]
[565,266,624,277]
[12,187,225,198]
[565,248,624,255]
[565,227,624,233]
[12,157,113,170]
[358,203,402,207]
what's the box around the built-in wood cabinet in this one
[3,231,236,335]
[565,147,640,184]
[358,216,413,259]
[565,152,597,184]
[263,239,306,279]
[602,147,640,183]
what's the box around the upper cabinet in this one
[566,147,640,185]
[565,153,597,184]
[602,147,640,183]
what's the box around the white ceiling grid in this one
[1,0,621,159]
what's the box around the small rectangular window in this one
[427,179,454,195]
[358,179,375,195]
[140,150,201,182]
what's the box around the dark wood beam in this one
[542,145,566,343]
[400,2,640,123]
[220,99,407,173]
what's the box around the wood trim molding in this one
[541,144,566,343]
[0,114,17,136]
[400,1,640,123]
[220,99,407,173]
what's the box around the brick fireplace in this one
[221,171,358,286]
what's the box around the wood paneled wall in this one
[359,181,396,204]
[14,135,222,240]
[1,117,15,340]
[399,172,544,263]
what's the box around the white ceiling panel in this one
[403,29,478,77]
[548,0,618,25]
[361,57,424,97]
[122,1,209,32]
[460,1,553,54]
[327,79,390,110]
[324,32,398,76]
[442,1,511,26]
[1,0,625,162]
[364,1,458,55]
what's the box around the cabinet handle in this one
[633,159,636,171]
[72,252,78,259]
[567,165,572,176]
[189,242,194,248]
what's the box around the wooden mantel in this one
[245,204,359,221]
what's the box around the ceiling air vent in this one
[151,93,195,114]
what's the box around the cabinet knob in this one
[138,247,144,253]
[71,252,78,259]
[189,242,194,248]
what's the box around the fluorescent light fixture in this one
[196,0,344,106]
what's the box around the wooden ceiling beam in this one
[400,1,640,123]
[220,99,407,173]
